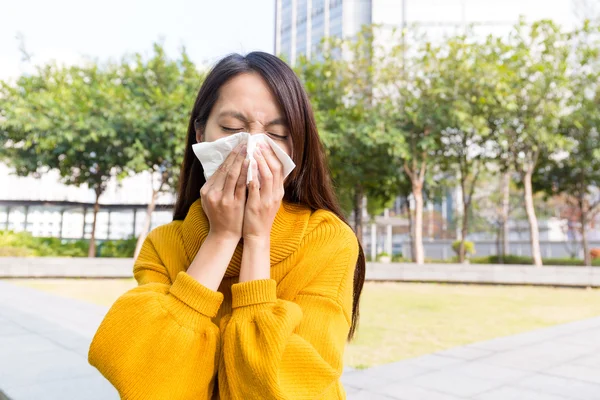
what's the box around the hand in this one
[242,142,285,242]
[200,143,249,242]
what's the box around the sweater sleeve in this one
[218,234,359,400]
[88,232,224,400]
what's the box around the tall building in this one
[275,0,577,65]
[275,0,372,64]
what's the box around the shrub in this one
[392,253,405,262]
[98,238,137,258]
[470,255,600,266]
[0,230,135,258]
[591,248,600,259]
[451,240,476,256]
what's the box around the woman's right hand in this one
[200,143,249,242]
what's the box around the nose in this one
[247,122,267,135]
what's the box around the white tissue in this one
[192,132,296,188]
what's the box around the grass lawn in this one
[6,279,600,369]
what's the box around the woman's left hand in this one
[242,141,285,243]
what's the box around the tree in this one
[436,34,498,262]
[380,32,447,264]
[120,43,204,259]
[500,20,571,267]
[0,61,132,257]
[295,27,405,245]
[533,20,600,266]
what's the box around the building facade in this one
[275,0,577,64]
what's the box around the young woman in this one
[88,51,366,400]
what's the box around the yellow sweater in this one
[88,197,359,400]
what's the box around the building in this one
[275,0,578,65]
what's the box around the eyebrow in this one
[218,111,287,126]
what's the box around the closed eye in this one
[222,126,287,140]
[221,126,243,132]
[268,133,288,140]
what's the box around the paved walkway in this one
[1,281,599,400]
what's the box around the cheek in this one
[202,122,225,142]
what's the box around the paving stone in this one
[545,363,600,385]
[347,390,399,400]
[0,349,97,389]
[571,351,600,369]
[446,361,531,383]
[0,321,29,337]
[408,370,505,397]
[476,340,590,372]
[38,328,93,356]
[466,329,562,352]
[435,346,493,361]
[352,361,432,382]
[473,386,569,400]
[406,354,464,370]
[373,382,463,399]
[553,328,600,348]
[4,375,119,400]
[0,334,58,358]
[341,371,395,390]
[514,373,600,400]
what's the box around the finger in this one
[247,159,260,206]
[235,158,250,200]
[258,142,284,189]
[211,143,243,191]
[253,146,273,197]
[223,145,247,196]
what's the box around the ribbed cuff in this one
[169,271,224,317]
[231,279,277,308]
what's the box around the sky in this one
[0,0,594,81]
[0,0,275,80]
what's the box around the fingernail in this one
[254,148,262,157]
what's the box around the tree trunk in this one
[500,171,510,263]
[523,171,543,267]
[354,186,364,245]
[580,194,591,267]
[459,205,469,263]
[88,192,101,258]
[412,182,425,264]
[406,196,416,262]
[134,189,159,260]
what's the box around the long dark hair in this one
[172,51,365,341]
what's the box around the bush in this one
[591,248,600,259]
[0,230,135,258]
[392,253,405,262]
[451,240,476,256]
[98,238,137,258]
[470,255,600,266]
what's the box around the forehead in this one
[213,72,282,118]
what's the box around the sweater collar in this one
[180,197,312,278]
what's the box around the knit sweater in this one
[88,197,359,400]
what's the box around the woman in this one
[88,51,366,400]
